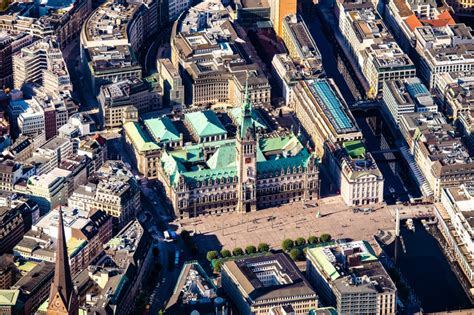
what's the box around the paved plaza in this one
[176,196,432,253]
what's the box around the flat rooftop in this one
[223,253,317,302]
[308,79,359,134]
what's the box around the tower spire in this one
[242,72,251,116]
[47,207,78,315]
[239,72,256,139]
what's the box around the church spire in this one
[47,207,78,315]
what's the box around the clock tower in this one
[236,77,257,213]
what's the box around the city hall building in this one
[125,85,320,218]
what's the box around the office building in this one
[222,253,318,315]
[306,241,397,314]
[399,111,474,200]
[0,0,91,49]
[80,0,160,93]
[11,261,54,315]
[97,77,162,128]
[337,0,415,96]
[157,58,184,109]
[14,207,112,278]
[0,289,21,315]
[12,37,71,92]
[383,77,437,126]
[436,183,474,293]
[414,24,474,89]
[293,79,363,157]
[281,15,323,71]
[272,53,322,106]
[328,140,384,206]
[0,199,39,254]
[123,121,161,179]
[165,262,224,314]
[171,6,270,107]
[269,0,297,37]
[380,0,455,51]
[168,0,191,21]
[233,0,271,26]
[26,174,67,214]
[0,255,18,289]
[0,32,33,88]
[67,161,140,230]
[0,160,22,191]
[76,134,108,173]
[73,220,153,315]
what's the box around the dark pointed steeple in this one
[47,207,78,315]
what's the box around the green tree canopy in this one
[282,239,294,251]
[307,235,318,244]
[320,233,332,243]
[233,247,244,256]
[258,243,270,252]
[206,250,219,262]
[289,248,301,261]
[295,237,306,246]
[245,245,257,255]
[220,249,232,258]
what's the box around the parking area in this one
[177,196,403,253]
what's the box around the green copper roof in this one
[207,143,236,169]
[0,290,19,306]
[185,111,227,138]
[257,148,314,174]
[124,122,159,152]
[160,131,318,187]
[259,135,303,155]
[183,166,237,183]
[229,106,267,131]
[144,117,181,143]
[343,140,365,159]
[307,247,341,281]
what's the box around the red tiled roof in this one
[406,14,423,31]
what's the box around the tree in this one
[233,247,244,256]
[295,237,306,246]
[289,248,301,261]
[158,309,165,315]
[307,235,318,244]
[206,250,219,262]
[220,249,232,258]
[245,245,257,255]
[320,233,332,243]
[282,239,294,252]
[258,243,270,252]
[213,260,223,273]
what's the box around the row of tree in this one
[282,234,332,261]
[207,242,271,262]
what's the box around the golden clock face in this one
[245,157,251,163]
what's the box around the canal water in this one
[384,220,472,312]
